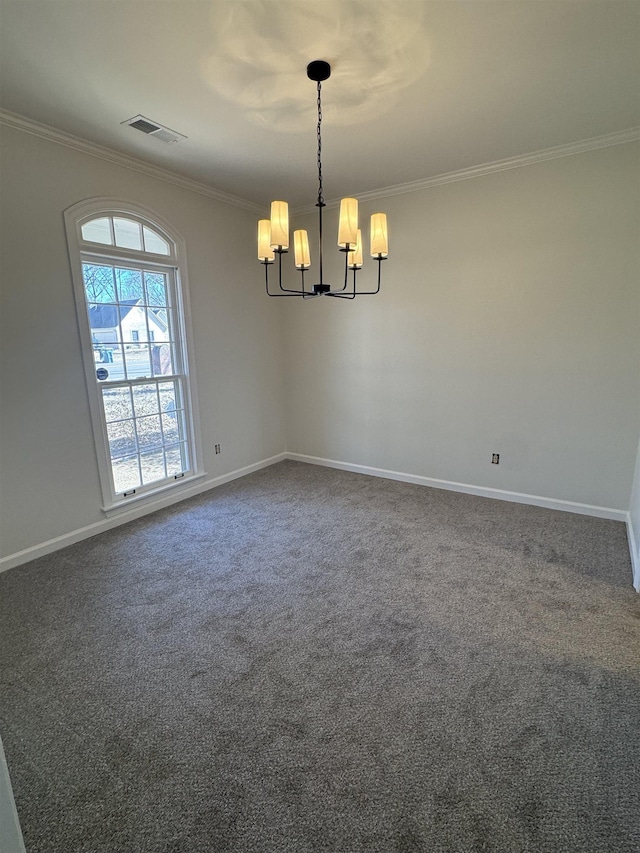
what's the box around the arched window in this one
[65,200,203,511]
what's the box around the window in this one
[65,200,203,511]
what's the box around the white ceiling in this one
[1,0,639,210]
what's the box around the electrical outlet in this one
[492,453,500,464]
[215,444,221,454]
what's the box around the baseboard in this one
[3,450,634,585]
[286,453,628,522]
[626,513,640,592]
[291,452,639,588]
[0,452,287,574]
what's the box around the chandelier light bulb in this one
[338,198,359,249]
[258,219,274,263]
[294,230,311,269]
[370,213,388,258]
[270,201,289,250]
[348,229,363,269]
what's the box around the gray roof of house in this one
[89,300,167,331]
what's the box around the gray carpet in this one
[0,460,639,853]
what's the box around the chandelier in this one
[258,60,389,299]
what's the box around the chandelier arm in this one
[265,271,302,296]
[296,264,322,297]
[327,258,385,298]
[337,254,360,299]
[334,264,357,298]
[338,245,352,294]
[300,268,316,298]
[317,247,350,297]
[355,258,383,295]
[344,249,351,292]
[265,252,307,297]
[276,248,309,295]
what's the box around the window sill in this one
[102,471,207,518]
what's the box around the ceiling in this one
[1,1,639,210]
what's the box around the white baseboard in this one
[289,454,640,589]
[286,453,629,522]
[627,514,640,592]
[288,453,638,588]
[0,452,287,574]
[3,450,635,587]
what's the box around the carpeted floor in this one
[0,460,639,853]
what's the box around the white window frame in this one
[64,198,205,515]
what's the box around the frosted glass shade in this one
[338,197,358,248]
[370,213,388,258]
[347,229,363,269]
[294,230,311,269]
[270,201,289,249]
[257,219,274,262]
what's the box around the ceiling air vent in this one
[122,115,187,144]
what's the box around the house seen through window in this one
[66,203,201,508]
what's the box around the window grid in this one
[100,380,189,494]
[81,215,171,256]
[84,263,178,380]
[81,249,192,498]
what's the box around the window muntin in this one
[101,379,189,494]
[66,202,202,510]
[82,254,191,498]
[80,215,170,255]
[85,262,176,380]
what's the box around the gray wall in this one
[283,143,640,510]
[1,126,639,565]
[0,125,286,559]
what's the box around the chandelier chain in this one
[316,81,324,206]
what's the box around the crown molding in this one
[2,109,637,217]
[293,126,640,214]
[0,109,264,215]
